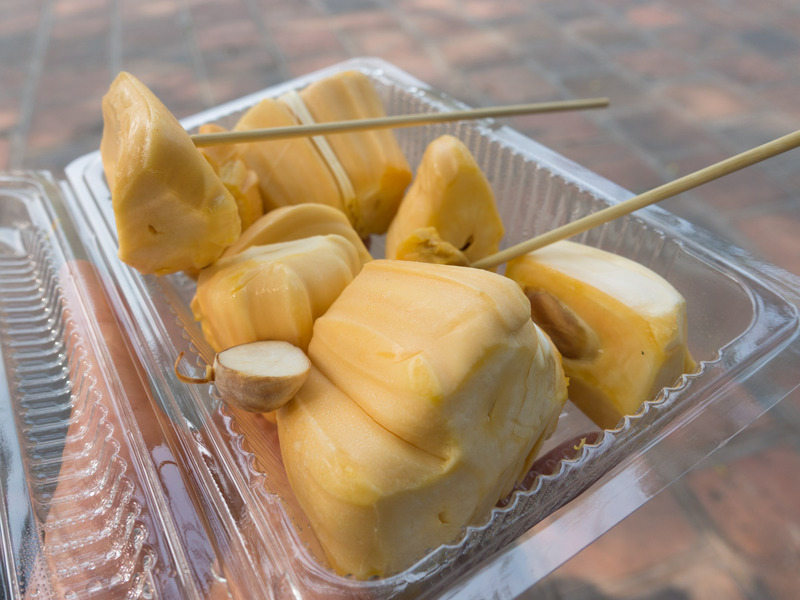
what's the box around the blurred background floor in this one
[2,0,799,598]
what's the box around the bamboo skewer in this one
[191,98,610,147]
[472,128,800,271]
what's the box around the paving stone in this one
[681,1,761,29]
[715,117,800,189]
[400,3,475,38]
[350,26,419,57]
[561,70,647,109]
[613,107,722,162]
[461,0,531,22]
[539,0,605,23]
[739,27,800,61]
[50,11,110,41]
[370,46,450,89]
[667,150,785,212]
[526,39,608,76]
[54,0,106,17]
[34,65,111,111]
[27,101,103,153]
[202,54,285,104]
[25,132,100,172]
[655,27,744,60]
[705,53,788,86]
[0,4,41,36]
[568,17,648,53]
[253,0,318,21]
[267,18,344,59]
[395,0,458,11]
[777,388,800,428]
[661,81,755,121]
[687,444,800,600]
[0,31,42,65]
[626,4,685,28]
[0,99,20,134]
[317,0,379,15]
[330,8,396,31]
[643,561,748,600]
[0,138,8,170]
[285,52,353,79]
[760,82,800,122]
[514,110,603,148]
[188,0,252,23]
[552,559,750,600]
[192,19,264,56]
[551,491,700,584]
[0,66,27,103]
[126,62,210,117]
[733,208,800,277]
[615,48,692,80]
[437,29,516,70]
[491,12,563,49]
[544,135,666,193]
[466,63,560,104]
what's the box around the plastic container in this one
[2,57,799,599]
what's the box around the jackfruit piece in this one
[391,226,470,266]
[191,235,362,352]
[505,240,695,430]
[100,72,241,275]
[198,123,264,232]
[233,98,344,213]
[218,159,263,231]
[278,260,568,578]
[293,70,413,237]
[386,135,504,266]
[222,203,372,265]
[196,123,240,168]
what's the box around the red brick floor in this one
[2,0,799,598]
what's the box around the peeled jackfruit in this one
[100,72,241,275]
[226,71,411,237]
[391,226,470,266]
[190,235,362,352]
[278,259,568,578]
[293,70,413,237]
[233,98,344,213]
[505,240,695,430]
[221,203,372,265]
[198,123,263,232]
[385,135,504,266]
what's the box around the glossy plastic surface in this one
[2,58,799,598]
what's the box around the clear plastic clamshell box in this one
[2,57,800,599]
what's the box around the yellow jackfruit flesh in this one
[386,134,504,266]
[198,123,264,232]
[233,98,344,213]
[221,203,372,265]
[278,259,568,578]
[294,70,413,237]
[191,235,362,352]
[196,123,240,167]
[100,72,241,275]
[391,226,470,266]
[505,240,695,430]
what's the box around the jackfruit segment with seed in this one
[386,134,504,267]
[506,240,695,430]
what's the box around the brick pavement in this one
[2,0,799,598]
